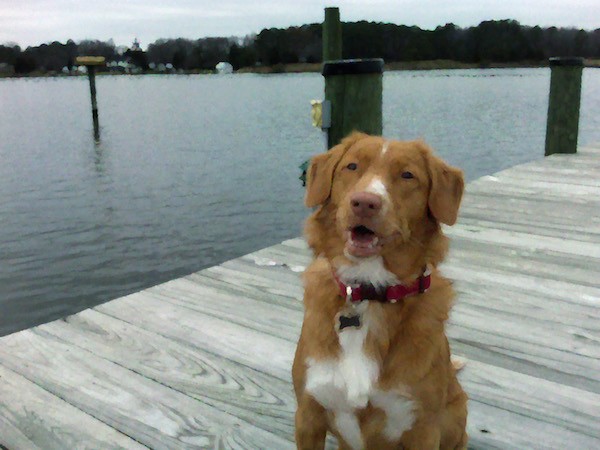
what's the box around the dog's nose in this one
[350,192,382,218]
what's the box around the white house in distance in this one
[215,62,233,74]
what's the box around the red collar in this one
[333,267,431,304]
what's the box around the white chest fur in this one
[305,302,377,449]
[370,389,416,441]
[305,302,378,411]
[336,255,400,289]
[305,256,417,448]
[305,302,416,448]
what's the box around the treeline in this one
[252,21,600,66]
[0,39,140,74]
[1,19,599,74]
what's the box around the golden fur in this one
[292,132,468,449]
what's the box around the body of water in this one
[1,68,599,336]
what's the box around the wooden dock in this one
[1,145,599,449]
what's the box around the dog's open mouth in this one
[346,225,381,257]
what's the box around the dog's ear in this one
[305,132,368,207]
[427,152,464,225]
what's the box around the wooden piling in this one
[76,56,105,141]
[321,7,384,149]
[88,66,100,141]
[323,59,384,148]
[544,57,583,156]
[323,7,342,61]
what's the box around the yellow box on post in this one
[75,56,106,66]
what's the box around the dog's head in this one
[305,132,464,270]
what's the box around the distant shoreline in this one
[235,59,600,73]
[236,60,551,74]
[2,59,599,78]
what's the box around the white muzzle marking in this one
[366,177,389,202]
[381,141,390,155]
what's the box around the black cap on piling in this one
[322,58,384,76]
[549,57,584,67]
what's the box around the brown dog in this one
[292,132,468,449]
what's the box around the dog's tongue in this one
[348,226,379,257]
[351,227,375,244]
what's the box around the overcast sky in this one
[1,0,599,49]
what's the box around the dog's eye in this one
[346,163,358,171]
[401,171,414,179]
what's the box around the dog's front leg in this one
[295,394,328,450]
[399,417,441,450]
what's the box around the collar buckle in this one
[419,265,432,293]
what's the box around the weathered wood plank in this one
[163,239,600,394]
[280,237,311,250]
[442,260,600,309]
[464,181,600,202]
[96,291,295,382]
[471,178,600,197]
[533,150,600,168]
[448,325,600,395]
[263,232,600,290]
[460,203,600,228]
[507,164,600,177]
[467,401,600,450]
[490,169,600,187]
[0,330,294,450]
[32,308,600,449]
[448,277,600,346]
[459,196,600,231]
[183,246,600,368]
[455,216,600,243]
[448,239,599,287]
[489,149,600,170]
[144,277,302,341]
[190,257,600,393]
[93,279,600,438]
[221,257,306,293]
[48,305,600,450]
[185,270,303,311]
[445,225,600,259]
[451,277,599,331]
[452,298,600,362]
[242,246,311,270]
[190,263,304,307]
[233,262,600,390]
[451,291,600,356]
[272,237,600,303]
[461,360,600,439]
[0,365,148,450]
[34,309,299,444]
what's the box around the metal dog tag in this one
[335,285,364,332]
[338,313,361,331]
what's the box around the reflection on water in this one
[93,139,106,175]
[0,69,599,336]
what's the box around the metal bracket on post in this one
[321,100,331,130]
